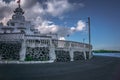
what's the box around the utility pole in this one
[88,17,91,45]
[88,17,92,59]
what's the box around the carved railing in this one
[52,40,92,49]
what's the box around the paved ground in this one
[0,56,120,80]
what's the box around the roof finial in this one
[17,0,21,7]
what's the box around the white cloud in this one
[70,20,86,33]
[36,19,86,38]
[0,14,12,25]
[76,20,86,31]
[73,3,85,8]
[0,0,17,25]
[37,20,59,34]
[59,37,65,40]
[45,0,71,16]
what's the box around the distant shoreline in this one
[93,50,120,53]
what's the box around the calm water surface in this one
[93,53,120,58]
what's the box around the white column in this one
[83,44,87,60]
[49,47,56,61]
[49,39,56,62]
[89,50,93,59]
[83,50,87,60]
[19,39,26,61]
[70,49,74,61]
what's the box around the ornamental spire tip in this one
[17,0,21,7]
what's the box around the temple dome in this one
[14,7,24,14]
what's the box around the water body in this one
[93,53,120,58]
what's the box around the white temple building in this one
[0,2,92,62]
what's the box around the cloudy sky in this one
[0,0,120,50]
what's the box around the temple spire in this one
[17,0,21,8]
[12,0,25,21]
